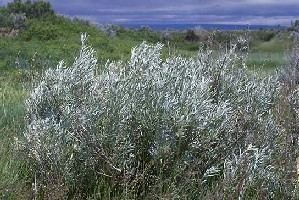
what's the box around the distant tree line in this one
[7,0,54,18]
[0,0,54,28]
[0,8,13,27]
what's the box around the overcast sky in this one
[1,0,299,25]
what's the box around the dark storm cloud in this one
[2,0,299,25]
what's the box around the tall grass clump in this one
[19,34,299,199]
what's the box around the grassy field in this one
[0,16,293,69]
[247,33,292,70]
[0,74,29,198]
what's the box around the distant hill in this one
[121,23,286,31]
[0,0,293,73]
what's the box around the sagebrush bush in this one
[20,34,299,199]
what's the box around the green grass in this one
[0,16,292,71]
[247,52,287,70]
[0,73,30,198]
[246,32,292,70]
[250,33,292,53]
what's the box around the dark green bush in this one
[0,9,13,28]
[7,0,54,18]
[21,20,58,40]
[252,31,276,42]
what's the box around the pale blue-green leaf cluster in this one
[21,34,299,199]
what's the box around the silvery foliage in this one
[279,44,299,87]
[22,34,297,198]
[24,34,100,183]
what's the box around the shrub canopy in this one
[21,35,299,199]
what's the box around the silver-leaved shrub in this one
[21,34,299,199]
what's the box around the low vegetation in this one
[13,34,298,199]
